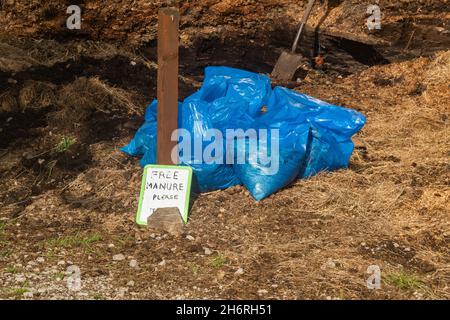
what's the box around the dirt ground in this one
[0,1,449,300]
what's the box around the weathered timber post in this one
[157,8,180,165]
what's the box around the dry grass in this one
[197,50,450,299]
[17,80,57,111]
[55,77,142,122]
[0,42,37,72]
[424,51,450,85]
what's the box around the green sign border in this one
[136,164,193,226]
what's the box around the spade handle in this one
[291,0,316,53]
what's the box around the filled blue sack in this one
[120,100,158,160]
[198,66,272,130]
[264,87,366,178]
[121,98,239,193]
[232,123,310,200]
[177,99,240,192]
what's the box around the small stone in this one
[129,260,138,268]
[186,235,195,241]
[148,208,184,236]
[393,242,400,248]
[235,268,244,275]
[35,233,45,241]
[158,260,166,267]
[108,243,115,248]
[113,254,125,261]
[117,288,128,298]
[36,257,45,263]
[219,208,226,213]
[15,275,26,283]
[127,281,135,287]
[203,247,212,255]
[57,260,66,266]
[23,292,33,298]
[404,247,411,252]
[257,289,268,295]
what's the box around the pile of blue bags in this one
[121,66,366,200]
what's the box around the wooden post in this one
[157,8,179,165]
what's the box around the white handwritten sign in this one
[136,165,193,225]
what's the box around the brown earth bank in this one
[0,1,449,299]
[1,0,449,47]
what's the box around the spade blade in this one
[271,51,304,81]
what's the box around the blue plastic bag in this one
[200,66,272,119]
[264,87,366,178]
[121,67,366,200]
[187,67,271,133]
[177,98,240,192]
[232,123,310,200]
[120,100,158,160]
[121,98,240,193]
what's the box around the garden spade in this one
[271,0,316,81]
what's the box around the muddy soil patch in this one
[141,30,393,81]
[0,54,161,216]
